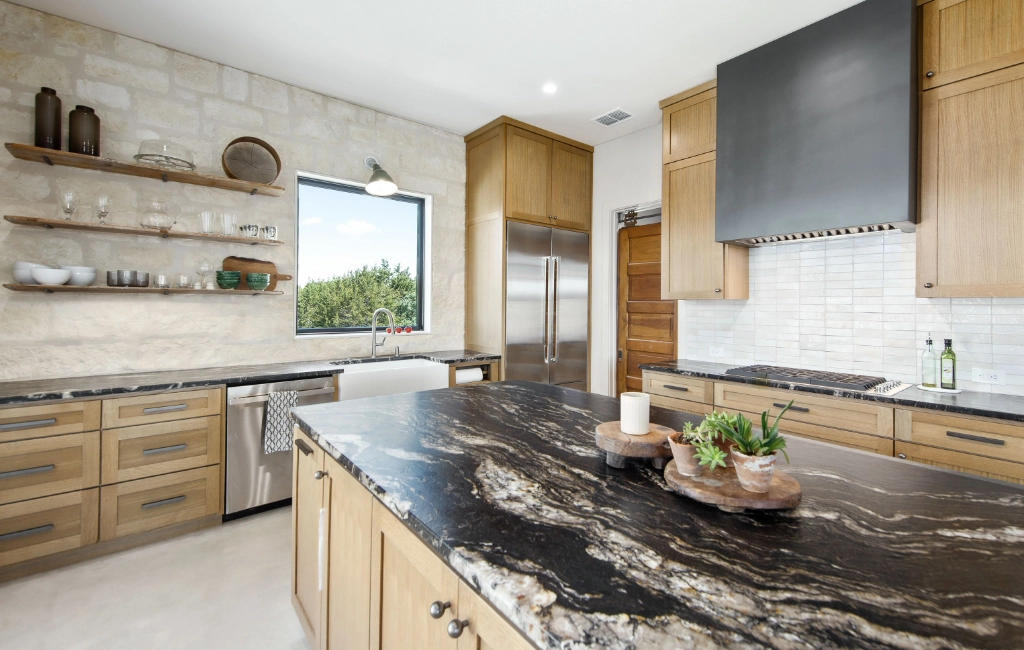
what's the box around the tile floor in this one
[0,508,307,650]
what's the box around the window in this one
[296,175,426,335]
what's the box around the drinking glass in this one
[59,191,78,221]
[95,195,110,225]
[175,274,191,289]
[220,213,236,236]
[199,211,216,234]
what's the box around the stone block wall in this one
[0,1,466,381]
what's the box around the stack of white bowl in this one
[13,262,96,286]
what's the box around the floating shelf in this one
[4,284,283,296]
[5,143,285,197]
[4,215,284,246]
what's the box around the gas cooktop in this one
[725,365,888,392]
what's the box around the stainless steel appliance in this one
[225,376,335,518]
[724,364,908,395]
[505,221,589,390]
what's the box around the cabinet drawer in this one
[644,372,714,405]
[0,489,98,568]
[733,410,894,456]
[896,410,1024,464]
[102,388,222,429]
[896,442,1024,486]
[101,416,221,484]
[714,383,893,438]
[99,466,220,541]
[0,401,100,443]
[650,394,713,418]
[0,432,100,505]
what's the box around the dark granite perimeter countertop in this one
[641,359,1024,424]
[293,381,1024,649]
[0,350,500,405]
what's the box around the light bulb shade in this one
[366,164,397,196]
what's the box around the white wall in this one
[590,123,663,396]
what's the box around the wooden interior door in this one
[617,223,678,396]
[549,141,592,230]
[324,464,374,650]
[918,64,1024,297]
[504,126,551,224]
[922,0,1024,90]
[292,428,325,646]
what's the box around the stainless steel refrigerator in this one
[505,221,589,390]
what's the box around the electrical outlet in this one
[972,368,1005,385]
[709,347,725,358]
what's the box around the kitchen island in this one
[292,381,1024,649]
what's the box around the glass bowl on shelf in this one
[134,140,196,171]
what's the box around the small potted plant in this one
[702,410,739,467]
[713,402,793,493]
[668,422,705,476]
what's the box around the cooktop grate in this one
[725,365,887,391]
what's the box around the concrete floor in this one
[0,508,308,650]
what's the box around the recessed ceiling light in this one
[542,83,557,94]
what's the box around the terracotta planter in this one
[730,449,777,493]
[667,434,702,476]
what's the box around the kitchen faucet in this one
[370,308,399,358]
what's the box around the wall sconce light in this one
[364,156,397,196]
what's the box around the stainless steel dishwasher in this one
[225,376,336,518]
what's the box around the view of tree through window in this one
[296,177,424,333]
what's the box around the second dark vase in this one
[69,105,100,156]
[34,87,61,150]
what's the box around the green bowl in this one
[216,275,241,289]
[246,272,270,291]
[216,271,241,277]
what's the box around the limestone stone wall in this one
[0,1,466,381]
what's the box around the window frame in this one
[294,171,431,337]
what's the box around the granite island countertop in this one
[292,380,1024,649]
[0,350,500,405]
[641,359,1024,424]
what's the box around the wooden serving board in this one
[595,421,674,469]
[222,256,293,290]
[663,460,802,513]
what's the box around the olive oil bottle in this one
[922,335,938,388]
[940,339,957,390]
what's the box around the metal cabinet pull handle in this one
[429,601,451,619]
[925,71,935,78]
[664,385,689,392]
[295,440,313,456]
[142,495,186,509]
[0,464,55,480]
[314,470,328,480]
[897,453,907,459]
[143,404,188,415]
[923,283,933,288]
[0,523,54,542]
[143,443,187,456]
[714,288,722,293]
[947,431,1004,446]
[447,619,470,638]
[774,402,809,413]
[0,418,57,432]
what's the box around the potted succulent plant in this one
[713,402,793,493]
[668,422,706,476]
[702,410,739,467]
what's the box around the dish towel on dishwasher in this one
[264,390,299,454]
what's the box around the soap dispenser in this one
[921,334,938,388]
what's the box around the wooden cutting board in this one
[222,256,293,290]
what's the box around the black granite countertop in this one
[0,350,500,405]
[292,381,1024,649]
[641,359,1024,423]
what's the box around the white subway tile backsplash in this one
[682,231,1024,395]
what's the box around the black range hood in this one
[715,0,917,246]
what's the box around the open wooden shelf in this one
[5,143,285,197]
[4,284,283,296]
[4,215,284,246]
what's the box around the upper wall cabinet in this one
[660,80,718,165]
[918,63,1024,297]
[505,126,553,224]
[549,141,594,230]
[921,0,1024,89]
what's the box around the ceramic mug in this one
[620,392,651,436]
[239,224,259,238]
[260,225,278,240]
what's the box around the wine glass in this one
[95,195,110,225]
[59,191,78,221]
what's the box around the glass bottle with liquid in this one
[922,335,938,388]
[940,339,957,390]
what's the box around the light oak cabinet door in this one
[101,388,222,429]
[100,416,221,484]
[549,141,592,230]
[921,0,1024,90]
[456,581,535,650]
[323,462,374,650]
[662,86,717,164]
[918,64,1024,297]
[896,441,1024,485]
[662,153,748,300]
[369,500,460,650]
[0,489,98,568]
[505,126,552,225]
[0,400,100,444]
[0,432,100,505]
[292,428,326,647]
[98,465,220,541]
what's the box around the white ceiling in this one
[14,0,864,146]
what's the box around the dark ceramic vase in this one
[68,105,100,156]
[34,87,61,150]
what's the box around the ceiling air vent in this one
[592,108,634,127]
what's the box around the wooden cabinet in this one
[456,581,536,650]
[918,63,1024,297]
[0,489,98,568]
[101,388,222,429]
[505,126,552,224]
[98,465,220,541]
[921,0,1024,90]
[662,152,748,300]
[0,432,100,505]
[101,416,220,484]
[292,427,326,646]
[549,141,593,230]
[660,80,717,164]
[896,409,1024,484]
[0,400,100,443]
[642,371,714,417]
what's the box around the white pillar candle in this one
[620,392,651,436]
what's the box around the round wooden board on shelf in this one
[595,421,674,469]
[663,459,802,513]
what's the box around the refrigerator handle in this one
[543,256,551,364]
[550,256,559,362]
